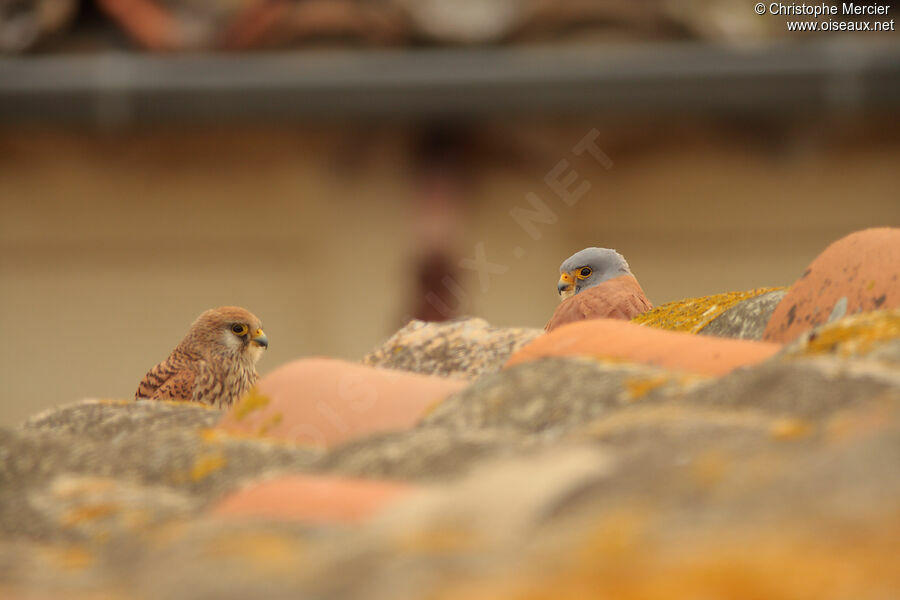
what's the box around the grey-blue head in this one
[557,247,632,299]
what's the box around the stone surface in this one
[506,318,781,375]
[211,475,415,523]
[763,227,900,343]
[46,424,900,600]
[218,358,468,448]
[21,398,222,440]
[423,357,705,435]
[416,432,900,600]
[658,355,900,420]
[1,401,319,542]
[316,425,531,482]
[3,280,900,599]
[700,289,788,340]
[634,287,783,334]
[362,318,541,380]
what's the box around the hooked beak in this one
[557,271,576,299]
[251,329,268,349]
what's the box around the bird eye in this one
[231,323,249,336]
[577,267,593,279]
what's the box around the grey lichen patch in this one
[827,296,849,323]
[581,404,776,441]
[363,318,542,379]
[314,427,529,482]
[20,398,223,440]
[421,358,686,435]
[646,357,900,420]
[2,400,321,542]
[27,475,199,542]
[700,289,788,340]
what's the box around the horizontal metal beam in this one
[1,40,899,124]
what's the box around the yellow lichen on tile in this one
[633,288,783,334]
[255,412,284,436]
[786,310,900,358]
[159,398,218,410]
[61,503,119,528]
[395,525,481,556]
[576,508,651,561]
[621,370,708,401]
[189,453,227,482]
[41,545,95,571]
[419,397,450,419]
[431,514,900,600]
[585,405,767,439]
[206,532,305,574]
[690,451,729,487]
[770,418,814,440]
[201,426,320,450]
[199,428,227,444]
[825,399,898,442]
[231,387,271,421]
[624,374,672,400]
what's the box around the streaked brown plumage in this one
[545,274,652,332]
[135,306,269,408]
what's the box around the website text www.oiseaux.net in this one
[754,3,895,32]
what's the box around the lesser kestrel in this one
[135,306,268,408]
[545,248,652,332]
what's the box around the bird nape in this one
[134,306,268,409]
[546,247,652,332]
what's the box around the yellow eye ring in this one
[231,323,249,336]
[576,267,592,279]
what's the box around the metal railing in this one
[1,40,898,123]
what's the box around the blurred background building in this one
[1,0,898,425]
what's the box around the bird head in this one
[557,247,632,299]
[187,306,268,364]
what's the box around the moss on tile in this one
[395,525,481,556]
[205,531,305,573]
[61,503,119,528]
[633,288,784,334]
[41,544,95,571]
[189,453,227,482]
[785,310,900,358]
[769,418,814,441]
[255,413,284,437]
[230,388,271,421]
[624,374,672,400]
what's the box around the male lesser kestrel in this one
[135,306,268,408]
[545,247,652,332]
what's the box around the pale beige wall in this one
[1,122,898,426]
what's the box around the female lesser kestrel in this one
[135,306,268,408]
